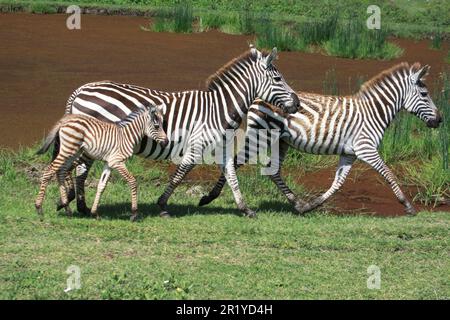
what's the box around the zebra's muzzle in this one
[159,138,169,148]
[426,112,442,128]
[283,93,300,114]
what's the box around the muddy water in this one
[0,13,448,149]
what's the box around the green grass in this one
[147,3,193,33]
[430,32,443,50]
[28,2,56,13]
[2,0,447,59]
[1,0,449,38]
[0,147,449,299]
[255,20,307,52]
[323,19,403,60]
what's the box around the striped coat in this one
[59,47,300,217]
[200,63,442,215]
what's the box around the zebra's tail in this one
[36,121,62,155]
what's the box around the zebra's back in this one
[248,93,363,156]
[58,114,120,161]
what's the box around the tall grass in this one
[151,3,193,33]
[201,4,255,35]
[323,19,403,60]
[199,12,226,31]
[435,71,449,170]
[322,67,339,95]
[295,13,338,46]
[255,18,306,52]
[173,2,193,33]
[430,32,443,50]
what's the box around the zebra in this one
[35,104,168,221]
[199,63,442,215]
[56,46,300,218]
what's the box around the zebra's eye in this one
[420,92,428,98]
[274,76,282,82]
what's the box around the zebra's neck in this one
[357,72,408,134]
[207,67,255,129]
[119,111,147,149]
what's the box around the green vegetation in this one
[2,0,449,38]
[3,0,449,59]
[0,146,449,299]
[255,20,307,52]
[430,32,443,50]
[323,19,403,60]
[145,3,193,33]
[27,2,57,13]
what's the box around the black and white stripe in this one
[60,47,300,217]
[200,63,442,215]
[36,105,168,221]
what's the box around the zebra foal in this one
[35,104,168,221]
[200,63,442,215]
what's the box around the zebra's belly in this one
[285,135,354,156]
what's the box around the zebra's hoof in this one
[35,205,43,216]
[130,212,139,222]
[295,203,312,215]
[244,209,257,218]
[198,195,213,207]
[159,211,172,218]
[65,206,73,217]
[56,201,65,211]
[77,203,91,216]
[405,205,417,216]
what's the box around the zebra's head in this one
[145,104,169,147]
[250,46,300,113]
[403,64,442,128]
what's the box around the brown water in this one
[0,13,448,149]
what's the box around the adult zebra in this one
[57,47,300,218]
[199,63,442,215]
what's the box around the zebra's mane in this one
[205,50,270,90]
[117,107,147,127]
[357,62,422,97]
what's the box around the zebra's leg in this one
[356,149,416,215]
[75,159,93,215]
[198,171,228,206]
[90,165,112,220]
[111,163,139,222]
[35,154,69,216]
[56,170,75,211]
[222,156,256,218]
[298,155,356,214]
[56,166,73,217]
[264,141,307,211]
[35,164,58,216]
[157,159,196,218]
[199,129,254,207]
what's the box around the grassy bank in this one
[0,147,449,299]
[1,1,449,58]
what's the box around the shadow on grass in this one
[64,201,243,221]
[58,198,304,221]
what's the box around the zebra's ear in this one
[249,44,258,59]
[156,104,164,114]
[149,104,157,115]
[412,64,430,84]
[265,47,278,68]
